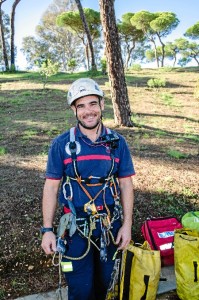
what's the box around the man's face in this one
[71,95,104,130]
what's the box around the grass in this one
[0,146,6,155]
[159,93,180,106]
[155,129,167,137]
[167,149,189,159]
[184,134,199,143]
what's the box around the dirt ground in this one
[0,69,198,299]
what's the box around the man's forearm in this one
[42,179,60,227]
[119,177,134,225]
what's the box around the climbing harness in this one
[53,126,122,298]
[62,127,121,254]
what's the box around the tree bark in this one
[99,0,132,126]
[10,0,21,71]
[0,0,9,70]
[74,0,97,71]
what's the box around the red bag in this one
[141,217,182,266]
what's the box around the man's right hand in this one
[41,231,57,254]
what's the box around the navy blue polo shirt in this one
[46,125,135,210]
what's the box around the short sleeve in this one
[117,135,135,178]
[45,140,64,179]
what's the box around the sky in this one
[2,0,199,69]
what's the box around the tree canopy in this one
[184,21,199,40]
[117,13,145,69]
[130,10,179,67]
[21,0,82,71]
[56,8,101,69]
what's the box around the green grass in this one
[0,146,6,155]
[155,129,167,137]
[184,134,199,143]
[175,138,185,143]
[22,129,38,140]
[160,92,178,106]
[0,70,105,82]
[167,149,189,159]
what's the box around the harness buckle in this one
[99,177,106,183]
[84,201,97,215]
[84,177,91,184]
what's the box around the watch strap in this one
[41,227,54,234]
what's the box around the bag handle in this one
[141,275,150,300]
[193,261,198,282]
[179,234,198,242]
[122,250,134,300]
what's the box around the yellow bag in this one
[174,228,199,300]
[181,211,199,232]
[119,241,161,300]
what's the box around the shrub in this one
[68,59,77,74]
[159,66,173,73]
[129,64,142,71]
[39,59,59,89]
[160,93,175,106]
[147,78,166,88]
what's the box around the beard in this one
[77,118,101,130]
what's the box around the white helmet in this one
[67,78,104,106]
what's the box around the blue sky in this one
[3,0,199,69]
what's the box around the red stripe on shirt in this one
[64,155,119,165]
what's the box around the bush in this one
[39,59,59,89]
[129,64,142,71]
[159,66,173,73]
[147,78,166,88]
[68,59,77,74]
[160,93,175,106]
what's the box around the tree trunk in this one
[10,0,21,71]
[99,0,132,126]
[85,43,90,70]
[157,33,165,67]
[74,0,97,71]
[125,42,136,70]
[0,0,9,71]
[151,38,159,68]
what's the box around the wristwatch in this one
[40,227,54,234]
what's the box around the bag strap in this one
[122,250,134,300]
[193,261,198,282]
[141,275,150,300]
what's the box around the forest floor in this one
[0,68,198,299]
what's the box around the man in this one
[41,78,135,300]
